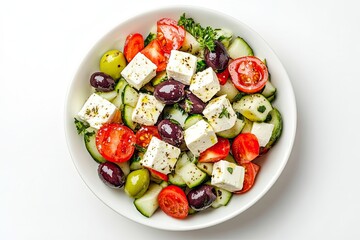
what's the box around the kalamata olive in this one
[204,40,230,72]
[179,90,206,114]
[98,161,126,188]
[90,72,115,92]
[157,119,184,147]
[187,185,217,211]
[154,79,186,104]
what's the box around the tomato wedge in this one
[96,123,136,163]
[147,168,168,182]
[234,162,260,194]
[199,137,230,163]
[216,68,230,85]
[158,185,189,219]
[228,56,268,93]
[135,126,160,148]
[157,18,185,54]
[232,133,260,165]
[141,39,167,71]
[124,33,144,62]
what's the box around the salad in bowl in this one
[65,6,296,230]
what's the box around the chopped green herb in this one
[84,131,95,142]
[144,32,156,46]
[184,99,193,113]
[219,106,230,119]
[236,112,244,120]
[257,105,266,113]
[196,60,207,73]
[74,118,89,135]
[227,167,233,174]
[232,93,246,102]
[134,144,147,153]
[178,13,217,51]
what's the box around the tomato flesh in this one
[199,137,230,163]
[148,168,168,182]
[234,162,259,194]
[228,56,268,93]
[157,18,185,54]
[232,133,260,165]
[216,68,230,85]
[141,39,167,72]
[135,126,160,148]
[158,185,189,219]
[124,33,144,62]
[96,123,136,163]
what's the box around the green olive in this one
[99,50,126,80]
[124,169,150,198]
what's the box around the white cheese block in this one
[77,93,118,129]
[131,93,165,126]
[140,137,181,175]
[184,119,218,156]
[251,122,274,147]
[166,50,197,85]
[211,160,245,192]
[202,95,237,132]
[121,52,157,90]
[189,67,220,102]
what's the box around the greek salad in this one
[74,13,283,219]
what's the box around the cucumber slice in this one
[151,71,167,86]
[163,105,188,128]
[240,117,253,133]
[95,90,117,101]
[111,78,128,109]
[180,31,202,55]
[215,28,233,48]
[130,152,143,170]
[267,94,276,103]
[134,183,163,218]
[264,108,283,149]
[211,187,233,208]
[168,173,187,187]
[122,104,140,131]
[84,129,106,164]
[215,79,240,103]
[116,161,130,176]
[232,94,273,122]
[224,154,236,164]
[176,161,207,188]
[261,81,276,98]
[196,162,213,176]
[216,118,245,138]
[184,114,203,129]
[122,85,139,107]
[228,36,254,59]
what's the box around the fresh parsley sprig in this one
[178,13,216,51]
[219,106,230,119]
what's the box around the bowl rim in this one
[64,4,297,231]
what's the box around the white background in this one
[1,0,359,239]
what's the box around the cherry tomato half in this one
[198,137,230,163]
[135,126,160,148]
[124,33,144,62]
[141,39,167,72]
[216,67,230,85]
[232,133,260,165]
[148,168,168,182]
[234,162,260,194]
[157,18,185,54]
[158,185,189,219]
[96,123,136,163]
[228,56,268,93]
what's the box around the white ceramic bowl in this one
[64,6,297,231]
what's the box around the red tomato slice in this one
[96,123,136,163]
[228,56,268,93]
[199,137,230,163]
[158,185,189,219]
[148,168,168,182]
[124,33,144,62]
[141,39,167,71]
[157,17,185,54]
[234,162,260,194]
[232,133,260,165]
[135,126,160,148]
[216,68,230,85]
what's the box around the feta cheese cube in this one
[132,93,165,126]
[166,50,197,85]
[77,93,118,129]
[202,95,237,132]
[211,160,245,192]
[140,137,181,175]
[251,122,274,147]
[121,53,157,90]
[184,119,218,156]
[189,67,220,102]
